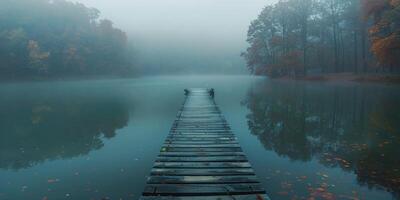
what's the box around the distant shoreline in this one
[277,73,400,84]
[0,75,137,83]
[0,74,251,83]
[2,74,400,85]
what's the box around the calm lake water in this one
[0,76,399,200]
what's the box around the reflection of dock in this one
[140,88,269,200]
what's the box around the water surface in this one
[0,76,399,200]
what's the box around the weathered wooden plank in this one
[172,130,230,132]
[169,135,234,138]
[166,137,236,141]
[170,132,231,134]
[179,113,220,115]
[165,140,236,144]
[159,152,245,157]
[174,119,229,122]
[173,122,229,127]
[156,156,248,162]
[180,114,220,115]
[143,183,264,196]
[172,124,227,126]
[175,119,226,122]
[164,141,238,145]
[162,144,241,148]
[141,89,268,199]
[170,135,233,138]
[168,135,235,138]
[171,131,233,134]
[150,168,255,176]
[147,175,260,184]
[153,162,252,169]
[166,137,235,141]
[160,147,242,152]
[174,124,227,126]
[172,129,231,132]
[165,141,237,144]
[140,194,270,200]
[172,126,229,129]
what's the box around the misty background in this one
[72,0,277,74]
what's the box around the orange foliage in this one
[368,21,390,35]
[370,33,400,66]
[281,50,302,68]
[364,0,400,67]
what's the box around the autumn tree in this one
[243,0,379,78]
[0,0,133,80]
[363,0,400,70]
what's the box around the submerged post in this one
[140,88,270,200]
[209,88,215,98]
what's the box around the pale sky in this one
[71,0,278,73]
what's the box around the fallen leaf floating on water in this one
[21,186,28,192]
[308,187,335,200]
[256,194,264,200]
[296,176,308,182]
[280,182,293,190]
[338,194,360,200]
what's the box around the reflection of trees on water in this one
[0,94,129,170]
[244,81,400,197]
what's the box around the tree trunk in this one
[331,0,339,73]
[361,21,367,73]
[339,28,345,72]
[333,24,339,73]
[302,17,308,76]
[354,30,358,74]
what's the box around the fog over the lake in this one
[72,0,277,74]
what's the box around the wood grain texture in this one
[140,88,269,200]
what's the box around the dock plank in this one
[140,88,268,199]
[150,168,255,176]
[153,162,252,169]
[140,194,270,200]
[147,175,260,184]
[143,183,264,196]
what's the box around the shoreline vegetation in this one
[1,0,399,84]
[242,0,400,82]
[0,74,136,83]
[279,73,400,84]
[2,73,400,85]
[0,0,133,80]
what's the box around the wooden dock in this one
[140,88,269,200]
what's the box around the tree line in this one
[0,0,133,80]
[242,0,400,78]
